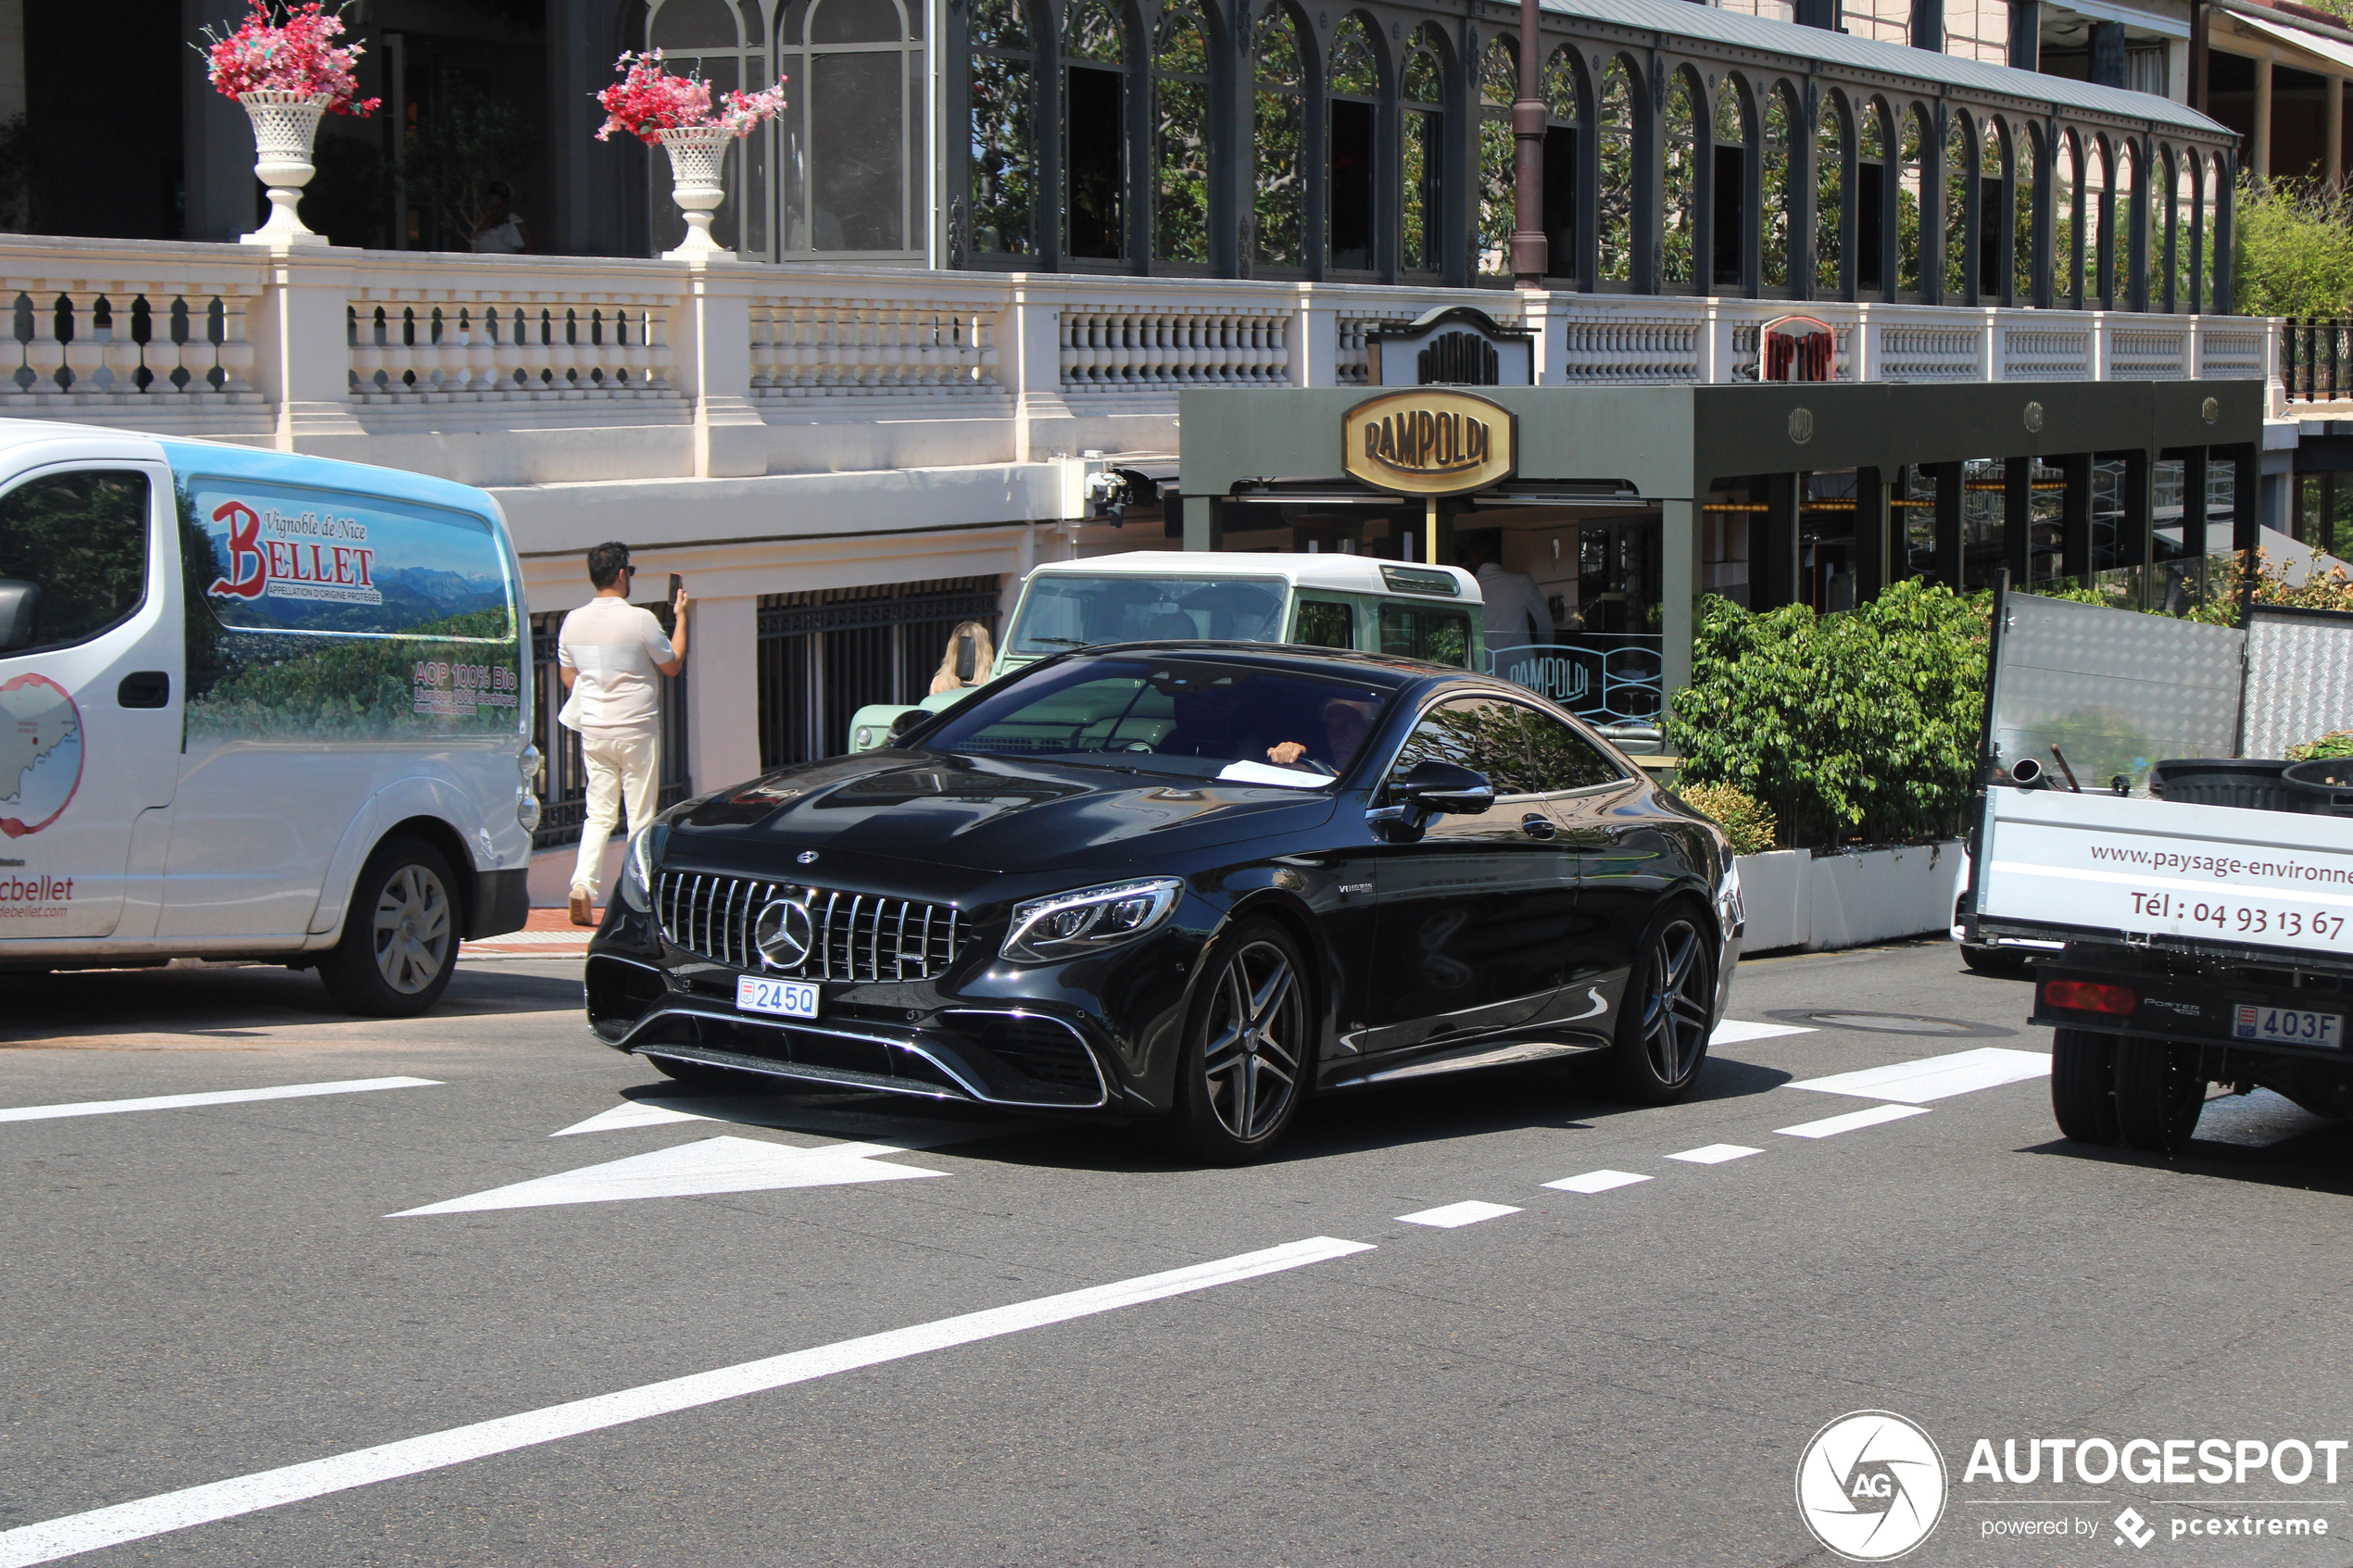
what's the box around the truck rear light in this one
[2044,979,2137,1015]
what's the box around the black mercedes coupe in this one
[584,643,1743,1161]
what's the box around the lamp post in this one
[1509,0,1548,288]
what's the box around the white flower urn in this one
[238,89,332,247]
[658,125,735,259]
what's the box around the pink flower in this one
[198,1,381,117]
[594,50,787,144]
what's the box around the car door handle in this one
[1519,812,1557,840]
[117,671,170,709]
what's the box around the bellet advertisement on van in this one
[0,421,537,1014]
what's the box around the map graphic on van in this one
[0,671,82,837]
[190,480,510,639]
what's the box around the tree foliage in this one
[2233,174,2353,320]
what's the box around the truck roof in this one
[1040,551,1482,602]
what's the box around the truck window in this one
[1378,603,1470,667]
[0,470,149,656]
[1291,599,1353,649]
[1006,577,1285,653]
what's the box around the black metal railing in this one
[757,576,1001,767]
[2283,318,2353,404]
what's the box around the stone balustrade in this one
[0,233,2285,487]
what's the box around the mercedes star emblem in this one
[797,849,819,864]
[754,897,816,970]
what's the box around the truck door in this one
[0,464,182,942]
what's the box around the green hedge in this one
[1666,580,1987,849]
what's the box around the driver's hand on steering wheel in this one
[1267,740,1309,766]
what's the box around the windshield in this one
[1004,576,1288,656]
[922,656,1393,787]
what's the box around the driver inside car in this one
[1265,696,1380,775]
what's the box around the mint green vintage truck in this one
[845,551,1488,752]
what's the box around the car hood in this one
[667,748,1339,880]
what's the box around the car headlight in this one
[854,725,875,750]
[620,822,668,913]
[1001,876,1183,964]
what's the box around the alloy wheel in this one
[1640,918,1712,1086]
[1200,939,1304,1142]
[371,864,453,995]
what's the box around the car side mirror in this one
[0,579,39,653]
[1391,759,1497,815]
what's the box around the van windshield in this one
[1005,576,1287,655]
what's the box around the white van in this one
[0,421,536,1014]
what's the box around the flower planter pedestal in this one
[658,125,735,259]
[238,89,331,247]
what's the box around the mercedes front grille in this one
[654,871,963,983]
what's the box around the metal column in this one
[1932,462,1966,588]
[1662,497,1697,708]
[2004,459,2034,585]
[1854,466,1892,602]
[2059,453,2094,580]
[1759,473,1802,608]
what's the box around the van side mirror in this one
[887,708,928,743]
[0,580,39,653]
[1390,759,1496,815]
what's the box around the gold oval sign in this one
[1342,388,1516,497]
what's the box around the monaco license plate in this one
[2233,1004,2344,1048]
[736,975,819,1020]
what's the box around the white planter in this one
[1734,840,1966,954]
[658,125,734,259]
[238,90,331,247]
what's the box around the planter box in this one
[1734,840,1965,955]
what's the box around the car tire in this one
[1608,902,1717,1104]
[318,835,460,1018]
[2114,1034,2206,1153]
[1959,943,2032,977]
[2049,1026,2120,1144]
[1170,919,1311,1165]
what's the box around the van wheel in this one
[319,836,459,1017]
[2114,1035,2206,1153]
[2049,1027,2120,1144]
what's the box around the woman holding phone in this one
[929,621,994,695]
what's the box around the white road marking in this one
[1775,1103,1934,1139]
[1665,1143,1762,1165]
[390,1135,943,1216]
[1710,1020,1816,1046]
[1542,1169,1652,1195]
[548,1100,709,1136]
[0,1236,1375,1568]
[1787,1046,2052,1104]
[1396,1200,1521,1228]
[0,1077,439,1125]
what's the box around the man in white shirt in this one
[557,542,689,925]
[1459,541,1554,659]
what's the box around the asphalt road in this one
[3,941,2350,1568]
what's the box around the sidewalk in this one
[461,906,602,960]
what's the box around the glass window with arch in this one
[1896,104,1927,295]
[1712,78,1748,290]
[1759,84,1793,292]
[2055,132,2080,305]
[1477,33,1516,277]
[645,0,769,259]
[1943,112,1970,299]
[2159,144,2183,309]
[1815,93,1845,294]
[1978,118,2006,299]
[1541,45,1580,281]
[967,0,1038,257]
[1063,0,1129,261]
[2014,123,2037,303]
[1661,69,1699,288]
[1402,23,1447,274]
[1596,57,1635,283]
[1253,6,1307,271]
[1856,99,1886,294]
[1327,13,1380,272]
[2119,140,2147,307]
[2088,137,2112,307]
[1153,0,1212,268]
[777,0,922,257]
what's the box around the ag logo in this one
[1796,1411,1947,1562]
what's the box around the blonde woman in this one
[929,621,995,695]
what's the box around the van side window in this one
[1518,707,1626,793]
[0,470,150,657]
[1378,603,1470,668]
[1292,599,1353,649]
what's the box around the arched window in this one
[1151,0,1211,267]
[1761,84,1794,292]
[1816,93,1846,295]
[2187,150,2208,311]
[2159,145,2181,310]
[1978,117,2005,300]
[2117,140,2145,308]
[1897,104,1927,295]
[2088,136,2112,308]
[2055,132,2080,305]
[1597,57,1636,283]
[647,0,768,258]
[1327,13,1379,272]
[1859,99,1888,294]
[1542,45,1582,282]
[1062,0,1128,261]
[1713,77,1749,290]
[1253,6,1306,271]
[1662,69,1700,288]
[1477,33,1517,277]
[776,0,919,257]
[967,0,1038,257]
[2015,122,2038,304]
[1402,23,1446,274]
[1943,111,1969,300]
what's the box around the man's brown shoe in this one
[569,891,595,926]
